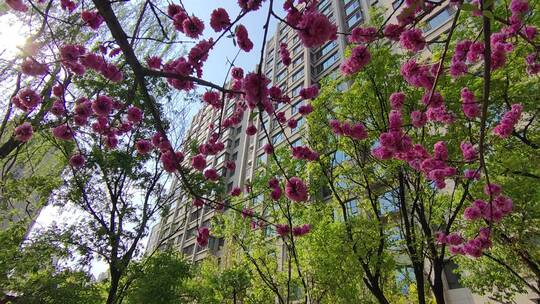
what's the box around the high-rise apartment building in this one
[147,1,537,303]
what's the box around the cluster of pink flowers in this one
[12,88,42,112]
[292,224,311,236]
[399,29,426,52]
[296,11,337,48]
[60,0,76,12]
[349,27,378,44]
[14,122,33,142]
[81,10,104,30]
[383,24,404,41]
[329,119,368,140]
[460,88,481,119]
[191,154,207,171]
[60,44,123,82]
[525,53,540,75]
[69,153,86,169]
[450,40,484,78]
[236,25,254,52]
[279,43,291,66]
[241,207,254,219]
[161,150,184,172]
[400,59,434,90]
[6,0,28,12]
[196,226,210,247]
[340,45,371,76]
[460,142,477,162]
[284,176,308,202]
[292,146,319,161]
[243,73,270,109]
[492,104,522,138]
[439,228,492,258]
[202,91,222,109]
[210,8,230,32]
[268,178,282,200]
[238,0,264,12]
[21,59,48,76]
[299,85,319,100]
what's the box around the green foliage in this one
[125,250,191,304]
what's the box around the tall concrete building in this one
[147,1,537,303]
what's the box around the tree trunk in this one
[413,264,427,304]
[106,268,121,304]
[364,278,390,304]
[432,262,446,304]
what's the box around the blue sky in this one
[184,0,285,85]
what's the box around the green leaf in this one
[482,10,494,19]
[460,3,476,11]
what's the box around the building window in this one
[293,56,303,67]
[293,45,302,56]
[234,138,240,148]
[313,52,340,75]
[379,190,398,214]
[291,85,303,97]
[291,138,303,147]
[256,153,267,167]
[347,11,363,28]
[236,126,242,135]
[266,69,273,78]
[291,100,303,114]
[190,209,201,222]
[267,48,274,56]
[272,132,284,145]
[313,41,338,61]
[253,193,264,205]
[293,117,305,132]
[345,199,359,217]
[276,70,288,83]
[396,267,415,294]
[424,7,454,32]
[232,152,238,160]
[186,226,197,239]
[392,0,404,9]
[183,244,194,255]
[345,0,360,16]
[332,150,349,166]
[292,69,304,82]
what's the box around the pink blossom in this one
[182,16,204,39]
[383,24,403,41]
[69,153,85,169]
[493,104,522,138]
[230,187,242,196]
[196,227,210,246]
[236,25,253,52]
[18,88,42,109]
[298,103,313,115]
[464,169,481,180]
[127,106,143,123]
[210,8,230,32]
[276,224,290,237]
[52,124,74,141]
[263,143,274,154]
[389,110,402,130]
[292,224,311,236]
[6,0,28,12]
[279,43,291,66]
[460,87,481,119]
[246,124,257,136]
[460,142,477,162]
[400,59,434,89]
[204,168,220,181]
[14,122,33,142]
[446,232,463,245]
[435,231,447,244]
[411,110,427,128]
[231,67,244,79]
[146,56,162,69]
[81,10,104,30]
[21,59,48,76]
[202,91,221,108]
[238,0,264,11]
[192,154,207,171]
[299,85,319,99]
[484,183,502,197]
[100,63,123,83]
[50,100,66,116]
[225,160,236,171]
[268,178,279,189]
[243,73,270,109]
[92,95,113,116]
[389,92,405,110]
[349,26,378,43]
[241,207,254,218]
[271,187,282,200]
[400,28,426,52]
[285,176,308,202]
[340,45,371,75]
[193,198,204,207]
[296,12,337,48]
[463,205,482,221]
[135,139,153,155]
